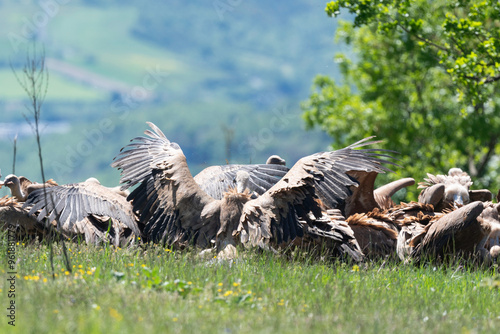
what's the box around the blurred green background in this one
[0,0,351,193]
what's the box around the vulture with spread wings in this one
[23,178,140,246]
[112,122,398,259]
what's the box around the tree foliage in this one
[302,0,500,199]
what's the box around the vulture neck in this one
[8,180,26,201]
[216,188,252,252]
[222,188,252,212]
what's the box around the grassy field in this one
[1,234,499,333]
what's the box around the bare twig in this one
[11,134,18,174]
[11,45,72,277]
[221,123,235,164]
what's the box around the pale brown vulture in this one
[483,203,500,252]
[0,196,45,240]
[409,201,493,263]
[111,122,398,259]
[418,168,492,211]
[22,177,140,246]
[0,174,58,202]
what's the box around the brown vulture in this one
[409,201,494,263]
[0,174,58,202]
[111,122,399,259]
[22,177,140,246]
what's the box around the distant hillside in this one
[0,0,348,193]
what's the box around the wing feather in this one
[23,181,140,236]
[112,122,220,246]
[194,164,289,200]
[238,137,398,253]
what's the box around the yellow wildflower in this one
[109,308,123,321]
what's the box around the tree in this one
[302,0,500,200]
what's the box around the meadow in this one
[1,234,499,333]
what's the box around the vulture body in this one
[0,174,58,202]
[346,209,399,258]
[389,202,442,261]
[23,177,140,246]
[0,196,45,240]
[410,201,493,263]
[112,122,398,259]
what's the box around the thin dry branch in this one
[10,46,72,276]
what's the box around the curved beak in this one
[453,193,464,208]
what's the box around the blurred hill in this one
[0,0,349,192]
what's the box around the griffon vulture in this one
[23,177,140,246]
[0,174,58,202]
[193,161,414,259]
[418,168,492,211]
[111,122,398,259]
[409,201,494,263]
[0,196,45,240]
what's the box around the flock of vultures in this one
[1,122,500,265]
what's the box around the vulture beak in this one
[453,193,464,208]
[0,181,3,189]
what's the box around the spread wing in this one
[237,137,398,251]
[194,164,289,199]
[23,181,140,236]
[410,201,485,261]
[111,122,220,247]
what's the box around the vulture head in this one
[418,168,477,211]
[235,170,250,194]
[85,177,101,184]
[266,155,286,166]
[443,183,470,208]
[1,174,26,201]
[85,177,129,197]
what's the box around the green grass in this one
[1,235,499,333]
